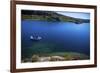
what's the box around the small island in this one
[21,10,90,24]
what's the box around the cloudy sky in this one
[56,11,90,19]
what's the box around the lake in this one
[21,20,90,61]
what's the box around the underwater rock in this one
[50,56,65,61]
[31,55,40,62]
[38,57,51,62]
[22,58,32,62]
[22,52,89,63]
[71,56,80,60]
[31,55,66,62]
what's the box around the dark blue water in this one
[21,20,90,58]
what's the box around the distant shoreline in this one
[21,11,90,24]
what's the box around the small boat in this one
[30,35,42,41]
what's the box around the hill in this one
[21,10,90,24]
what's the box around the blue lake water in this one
[21,20,90,58]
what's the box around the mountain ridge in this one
[21,10,90,24]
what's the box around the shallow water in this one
[21,20,90,59]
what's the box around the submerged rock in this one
[31,55,65,62]
[22,52,89,63]
[50,56,65,61]
[22,58,32,62]
[31,55,40,62]
[38,57,51,62]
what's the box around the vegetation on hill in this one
[21,10,90,24]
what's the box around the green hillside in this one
[22,11,90,24]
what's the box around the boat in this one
[30,35,42,41]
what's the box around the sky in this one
[56,11,90,19]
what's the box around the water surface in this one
[21,20,90,59]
